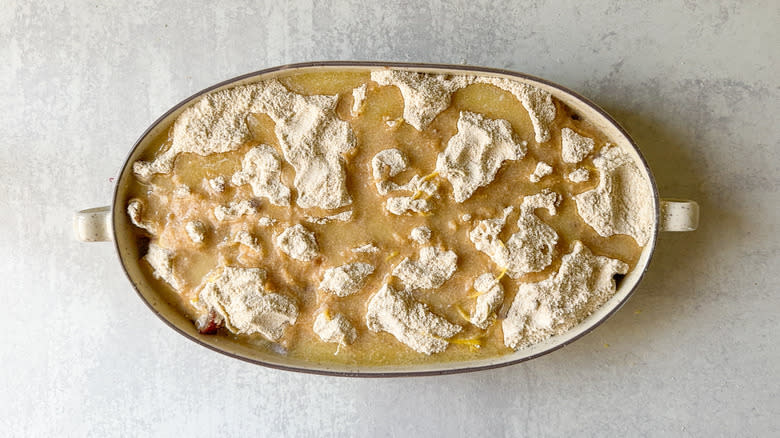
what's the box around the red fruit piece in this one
[196,311,222,334]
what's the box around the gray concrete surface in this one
[2,1,778,436]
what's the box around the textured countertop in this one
[2,1,778,436]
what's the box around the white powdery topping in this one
[253,80,355,209]
[231,145,291,206]
[567,167,590,183]
[351,243,380,253]
[313,312,357,345]
[144,243,181,290]
[371,70,474,130]
[529,161,553,183]
[305,210,353,225]
[461,213,472,221]
[392,246,457,290]
[214,200,256,221]
[257,217,277,227]
[173,185,191,198]
[276,224,318,261]
[392,176,437,195]
[410,226,432,244]
[475,77,557,143]
[198,266,298,341]
[208,176,226,193]
[134,80,355,210]
[469,206,513,265]
[365,284,462,355]
[470,273,504,329]
[133,84,268,178]
[319,262,375,297]
[561,127,595,164]
[127,199,155,234]
[385,196,432,215]
[185,220,206,243]
[371,148,439,214]
[503,241,628,349]
[436,111,527,203]
[372,148,408,195]
[351,84,367,116]
[574,146,654,245]
[469,189,560,278]
[234,230,262,252]
[133,73,554,182]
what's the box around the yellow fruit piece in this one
[421,171,439,182]
[454,304,470,322]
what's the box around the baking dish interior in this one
[112,62,660,376]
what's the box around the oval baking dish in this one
[76,62,698,377]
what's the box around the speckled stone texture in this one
[1,1,778,436]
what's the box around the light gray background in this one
[2,0,778,436]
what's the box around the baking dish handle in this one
[659,199,699,232]
[74,206,113,242]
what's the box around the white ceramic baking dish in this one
[75,62,698,376]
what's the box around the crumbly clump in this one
[365,284,462,354]
[371,149,438,205]
[173,185,191,198]
[392,246,458,290]
[197,266,298,341]
[475,77,557,143]
[313,311,357,345]
[372,149,408,195]
[470,273,504,329]
[208,176,226,193]
[393,175,437,195]
[257,217,277,227]
[253,80,355,209]
[436,111,527,202]
[127,199,155,234]
[503,241,628,349]
[233,230,262,252]
[529,161,553,183]
[351,243,380,253]
[214,200,256,222]
[371,70,473,130]
[567,167,590,183]
[276,224,319,261]
[185,220,206,243]
[409,226,432,244]
[305,211,353,225]
[231,145,291,206]
[144,243,181,290]
[385,196,433,215]
[470,189,560,278]
[561,128,595,164]
[351,84,367,117]
[574,146,653,245]
[370,148,439,215]
[319,263,375,297]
